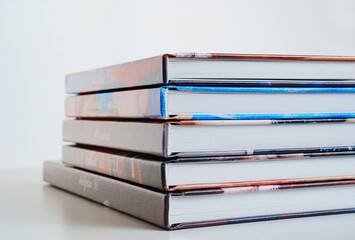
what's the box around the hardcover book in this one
[65,86,355,120]
[65,53,355,94]
[63,118,355,157]
[44,161,355,230]
[63,145,355,191]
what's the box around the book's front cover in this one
[43,161,168,228]
[62,145,166,190]
[66,55,164,94]
[65,87,164,119]
[63,119,167,157]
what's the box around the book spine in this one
[43,161,168,228]
[62,145,166,190]
[65,55,164,94]
[65,87,165,119]
[63,120,166,157]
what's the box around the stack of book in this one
[44,53,355,230]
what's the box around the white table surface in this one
[1,168,355,240]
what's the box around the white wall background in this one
[1,0,355,169]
